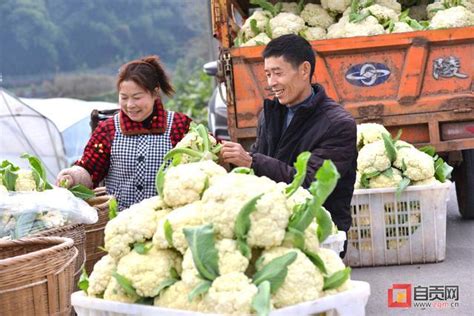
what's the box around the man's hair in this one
[262,34,315,81]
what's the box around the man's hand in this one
[220,141,252,168]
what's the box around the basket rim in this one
[353,180,451,195]
[0,236,74,266]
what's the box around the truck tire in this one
[453,149,474,219]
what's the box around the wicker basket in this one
[84,188,112,274]
[31,223,86,286]
[0,237,78,316]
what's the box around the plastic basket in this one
[345,181,451,267]
[0,237,78,316]
[72,280,370,316]
[84,188,111,274]
[321,230,346,254]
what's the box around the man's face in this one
[264,56,311,106]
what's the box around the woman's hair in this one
[117,55,175,97]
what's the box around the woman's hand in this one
[219,141,252,168]
[56,166,93,188]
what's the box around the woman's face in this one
[119,80,157,122]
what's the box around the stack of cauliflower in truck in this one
[82,123,351,315]
[236,0,474,47]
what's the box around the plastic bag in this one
[0,187,98,239]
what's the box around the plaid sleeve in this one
[75,118,115,186]
[170,112,192,147]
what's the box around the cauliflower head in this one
[163,160,226,208]
[116,247,182,297]
[201,173,277,239]
[36,210,67,229]
[181,238,249,286]
[321,0,352,14]
[327,15,385,39]
[392,21,415,33]
[240,10,272,40]
[153,201,205,254]
[412,177,441,186]
[87,255,117,297]
[154,280,202,311]
[104,200,163,260]
[317,247,351,294]
[394,147,435,181]
[368,167,403,188]
[241,32,271,47]
[375,0,402,14]
[259,247,324,308]
[363,4,399,24]
[430,6,474,29]
[301,26,327,41]
[200,272,258,315]
[357,140,391,175]
[270,12,306,38]
[300,4,335,29]
[281,2,299,14]
[15,170,36,191]
[103,277,139,303]
[357,123,390,149]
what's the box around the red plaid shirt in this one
[76,100,191,186]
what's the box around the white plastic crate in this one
[321,230,346,254]
[345,181,451,267]
[71,280,370,316]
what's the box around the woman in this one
[56,55,192,210]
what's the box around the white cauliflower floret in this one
[394,147,435,181]
[317,247,351,294]
[139,195,169,211]
[412,177,441,186]
[259,247,324,308]
[103,277,139,303]
[14,170,36,191]
[285,186,311,211]
[163,160,226,208]
[354,172,362,189]
[104,200,161,260]
[357,140,391,175]
[200,272,258,315]
[240,10,272,40]
[392,21,415,33]
[321,0,351,14]
[281,2,299,14]
[301,26,327,41]
[300,4,335,29]
[429,6,474,29]
[270,12,306,38]
[36,210,67,229]
[363,4,399,24]
[116,247,182,297]
[154,280,202,311]
[327,15,385,39]
[201,173,277,239]
[283,221,319,253]
[368,167,402,188]
[153,201,204,254]
[181,239,249,286]
[357,123,390,149]
[241,32,271,47]
[87,255,117,297]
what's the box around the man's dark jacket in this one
[250,84,357,232]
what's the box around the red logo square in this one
[388,284,412,308]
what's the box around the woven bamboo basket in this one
[31,223,86,286]
[84,187,111,274]
[0,237,78,316]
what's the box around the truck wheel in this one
[453,149,474,219]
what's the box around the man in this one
[220,34,357,253]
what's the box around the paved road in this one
[351,182,474,315]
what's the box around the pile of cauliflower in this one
[354,122,452,191]
[82,149,353,315]
[0,154,96,239]
[235,0,474,46]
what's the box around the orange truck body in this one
[211,0,474,154]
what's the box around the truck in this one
[209,0,474,218]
